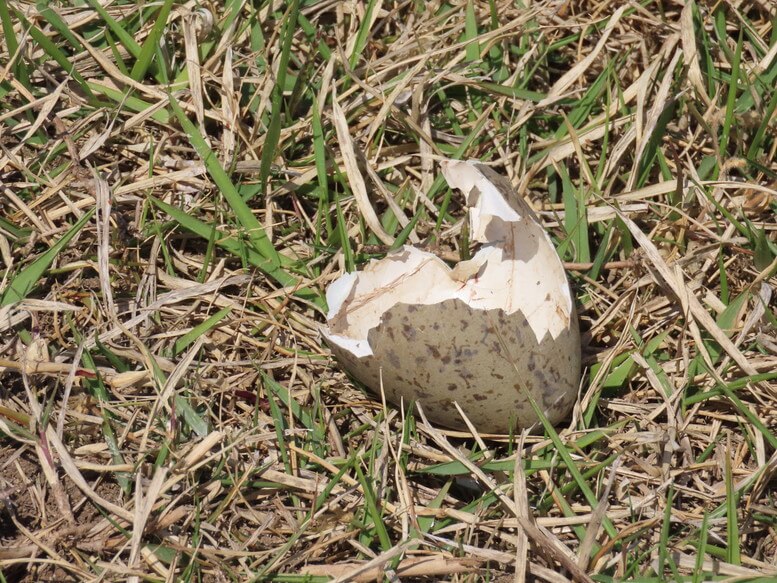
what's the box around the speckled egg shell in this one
[323,159,581,433]
[327,298,580,432]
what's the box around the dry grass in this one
[1,0,776,581]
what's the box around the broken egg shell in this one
[323,160,581,433]
[327,293,580,432]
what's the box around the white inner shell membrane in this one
[324,160,573,358]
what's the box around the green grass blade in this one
[104,29,130,76]
[265,390,291,471]
[525,391,617,539]
[472,81,545,102]
[657,485,674,577]
[167,98,284,267]
[752,225,774,271]
[78,348,132,493]
[416,480,452,534]
[692,512,709,583]
[746,75,777,161]
[311,97,332,244]
[725,443,740,565]
[557,164,590,262]
[84,0,142,59]
[262,372,315,430]
[683,371,777,406]
[36,4,84,54]
[330,164,355,272]
[95,337,130,373]
[87,82,170,123]
[719,29,743,159]
[129,0,174,82]
[0,0,31,91]
[1,209,94,306]
[258,0,300,196]
[354,463,392,551]
[147,355,209,438]
[150,198,316,303]
[389,207,423,250]
[464,0,480,62]
[173,307,232,357]
[349,0,379,70]
[718,383,777,449]
[15,13,100,105]
[174,395,209,438]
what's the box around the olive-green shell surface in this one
[327,298,580,433]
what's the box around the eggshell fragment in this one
[323,160,581,433]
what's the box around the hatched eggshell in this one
[323,160,581,433]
